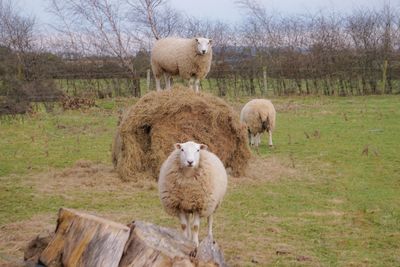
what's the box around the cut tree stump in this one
[39,208,131,267]
[25,208,227,267]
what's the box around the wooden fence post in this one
[263,66,267,95]
[147,69,151,92]
[382,60,388,94]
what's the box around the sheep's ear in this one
[199,144,208,150]
[175,143,181,149]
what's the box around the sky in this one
[20,0,388,26]
[169,0,387,23]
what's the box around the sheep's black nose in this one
[202,50,206,54]
[187,160,193,166]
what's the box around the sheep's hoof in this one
[189,247,197,258]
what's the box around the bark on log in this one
[25,208,227,267]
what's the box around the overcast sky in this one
[20,0,389,26]
[169,0,387,22]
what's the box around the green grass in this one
[255,96,400,265]
[0,98,138,176]
[0,111,112,176]
[0,95,399,266]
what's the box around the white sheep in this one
[240,99,276,147]
[151,37,213,93]
[158,141,227,246]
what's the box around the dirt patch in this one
[230,155,299,186]
[316,110,335,115]
[328,198,345,204]
[300,211,345,217]
[24,156,299,198]
[113,86,251,181]
[24,160,157,197]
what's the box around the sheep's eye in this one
[181,149,184,152]
[197,149,200,152]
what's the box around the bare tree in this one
[345,9,381,93]
[0,0,36,79]
[49,0,141,65]
[0,0,35,51]
[127,0,182,40]
[236,0,269,27]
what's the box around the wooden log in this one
[39,208,130,267]
[119,221,226,266]
[196,236,227,267]
[119,221,196,266]
[25,208,227,267]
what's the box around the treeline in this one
[209,2,400,96]
[1,0,400,114]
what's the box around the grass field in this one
[0,94,399,266]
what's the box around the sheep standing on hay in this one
[240,99,276,147]
[158,141,227,246]
[151,37,212,92]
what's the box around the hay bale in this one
[113,86,251,181]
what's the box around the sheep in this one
[151,37,213,93]
[158,141,227,246]
[240,99,276,147]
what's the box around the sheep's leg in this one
[250,134,255,146]
[164,73,171,90]
[186,213,192,240]
[268,130,273,147]
[192,212,200,246]
[179,212,190,239]
[194,79,200,93]
[255,133,261,147]
[155,77,162,91]
[207,215,213,239]
[188,77,195,89]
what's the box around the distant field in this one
[0,94,399,266]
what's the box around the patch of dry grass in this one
[25,160,157,196]
[0,214,54,266]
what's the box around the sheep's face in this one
[175,141,208,168]
[195,38,212,55]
